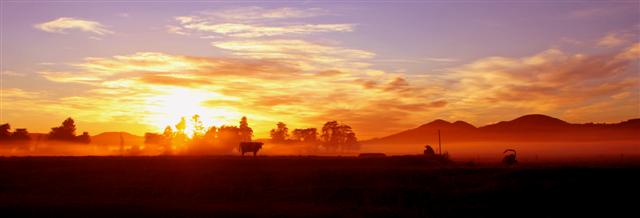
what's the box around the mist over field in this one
[1,1,639,217]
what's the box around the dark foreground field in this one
[0,156,638,217]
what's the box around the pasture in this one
[0,156,637,217]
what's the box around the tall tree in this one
[173,117,188,146]
[76,132,91,144]
[218,125,241,152]
[238,116,253,142]
[0,123,10,140]
[204,126,217,142]
[175,117,187,134]
[321,121,359,151]
[49,117,77,141]
[162,125,174,139]
[11,128,30,141]
[191,114,205,138]
[321,121,340,150]
[292,128,318,143]
[270,122,289,142]
[162,125,174,152]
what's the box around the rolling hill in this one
[90,132,144,146]
[364,114,640,145]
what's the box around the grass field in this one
[0,156,637,217]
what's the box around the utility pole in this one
[438,129,442,155]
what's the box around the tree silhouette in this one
[163,125,174,139]
[175,117,186,134]
[173,117,188,146]
[238,116,253,142]
[321,121,340,150]
[321,121,359,151]
[218,125,241,152]
[0,123,10,140]
[48,118,90,143]
[204,126,217,142]
[77,132,90,144]
[11,128,31,141]
[1,124,32,142]
[49,118,77,141]
[270,122,289,142]
[292,128,317,143]
[191,114,205,138]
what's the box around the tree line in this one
[2,116,359,153]
[144,115,360,153]
[144,115,254,154]
[1,117,90,144]
[269,120,359,151]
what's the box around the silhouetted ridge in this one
[418,119,476,130]
[418,119,451,128]
[452,121,476,129]
[510,114,568,126]
[91,132,144,146]
[616,118,640,128]
[481,114,569,131]
[363,114,640,145]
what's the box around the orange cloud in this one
[30,49,434,138]
[13,41,639,139]
[597,33,626,47]
[437,43,639,125]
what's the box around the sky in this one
[1,1,639,139]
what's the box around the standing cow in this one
[239,142,263,156]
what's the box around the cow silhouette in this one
[239,142,263,156]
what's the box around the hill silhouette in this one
[91,132,144,146]
[365,114,640,145]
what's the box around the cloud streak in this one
[35,17,113,35]
[170,7,352,38]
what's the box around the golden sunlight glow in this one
[143,88,241,134]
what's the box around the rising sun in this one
[143,87,242,133]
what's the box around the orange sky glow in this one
[1,2,639,139]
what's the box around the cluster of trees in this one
[269,120,359,151]
[0,123,31,142]
[1,117,91,144]
[144,115,254,154]
[48,118,91,144]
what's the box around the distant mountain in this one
[368,119,477,145]
[481,114,569,131]
[91,132,144,146]
[364,114,640,145]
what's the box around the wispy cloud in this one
[179,23,353,38]
[424,57,458,63]
[199,6,326,21]
[1,70,25,77]
[38,71,103,84]
[35,17,113,35]
[170,7,352,38]
[212,39,373,71]
[166,25,189,36]
[597,33,627,47]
